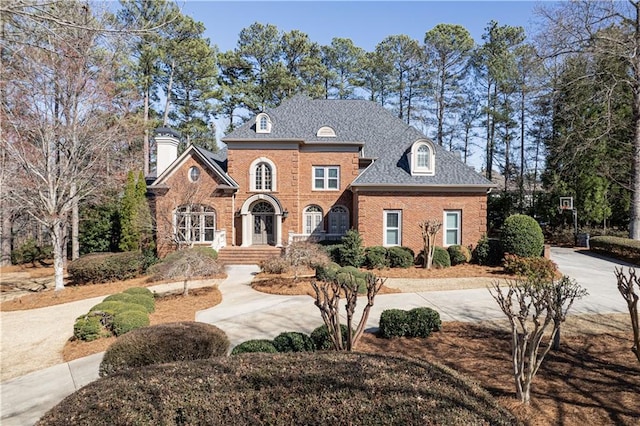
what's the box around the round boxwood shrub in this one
[73,315,102,341]
[315,262,340,281]
[111,310,150,337]
[122,287,154,298]
[365,246,389,269]
[89,301,148,316]
[272,332,315,353]
[231,339,278,355]
[447,245,471,266]
[432,247,451,268]
[67,251,146,284]
[387,246,414,268]
[473,234,503,266]
[310,324,351,350]
[103,292,155,313]
[407,307,441,338]
[379,309,410,338]
[501,214,545,258]
[100,322,229,377]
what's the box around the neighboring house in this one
[149,95,494,259]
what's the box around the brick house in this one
[149,96,493,260]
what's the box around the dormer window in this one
[256,113,272,134]
[316,126,336,138]
[410,139,435,176]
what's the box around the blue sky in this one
[180,1,542,52]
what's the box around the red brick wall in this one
[153,155,233,258]
[227,147,359,244]
[355,191,487,254]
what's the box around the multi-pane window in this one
[444,210,461,246]
[384,210,402,246]
[175,205,216,243]
[259,116,268,131]
[304,205,324,235]
[313,166,339,190]
[255,162,272,191]
[328,206,349,235]
[417,145,430,168]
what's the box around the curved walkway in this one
[1,247,634,425]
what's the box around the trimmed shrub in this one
[67,251,145,284]
[315,262,340,281]
[100,322,229,376]
[501,214,545,258]
[272,332,315,353]
[432,247,451,268]
[365,246,389,269]
[322,243,343,264]
[336,266,367,293]
[259,256,290,274]
[103,292,155,313]
[407,307,441,337]
[111,310,149,337]
[503,254,558,280]
[73,315,102,341]
[379,308,442,339]
[310,324,351,350]
[387,246,414,268]
[473,235,503,266]
[122,287,154,298]
[379,309,410,338]
[448,245,471,266]
[39,353,519,426]
[338,230,365,267]
[590,235,640,264]
[10,238,52,265]
[231,339,278,355]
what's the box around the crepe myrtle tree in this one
[489,275,587,404]
[615,267,640,363]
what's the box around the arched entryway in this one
[239,194,284,247]
[251,201,275,245]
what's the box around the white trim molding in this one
[249,157,277,192]
[256,113,272,134]
[410,139,435,176]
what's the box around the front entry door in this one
[251,201,275,245]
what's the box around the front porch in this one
[217,246,283,265]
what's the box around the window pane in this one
[328,168,338,178]
[204,229,215,241]
[386,229,399,245]
[386,213,399,228]
[446,230,458,245]
[315,168,324,178]
[328,178,338,189]
[446,213,458,228]
[314,178,324,189]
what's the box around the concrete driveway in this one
[1,247,635,425]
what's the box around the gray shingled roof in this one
[193,145,238,187]
[223,95,492,187]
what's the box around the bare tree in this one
[489,275,587,404]
[615,267,640,363]
[2,2,128,289]
[311,273,385,351]
[148,247,223,295]
[419,219,442,269]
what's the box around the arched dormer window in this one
[316,126,336,138]
[249,157,277,191]
[410,139,435,176]
[256,113,272,134]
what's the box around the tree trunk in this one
[52,220,65,290]
[632,2,640,240]
[143,88,150,176]
[437,63,446,146]
[163,59,175,127]
[0,208,12,266]
[71,183,79,260]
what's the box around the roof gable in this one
[150,145,237,188]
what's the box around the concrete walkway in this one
[1,247,633,425]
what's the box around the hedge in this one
[448,245,471,266]
[432,247,451,268]
[73,315,102,341]
[379,307,441,338]
[387,246,414,268]
[67,251,146,284]
[365,246,389,269]
[100,322,229,377]
[272,332,315,353]
[231,339,278,355]
[102,292,155,313]
[590,236,640,264]
[111,310,150,337]
[310,324,351,350]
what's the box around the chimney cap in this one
[154,127,181,138]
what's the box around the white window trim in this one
[256,113,272,134]
[443,210,462,247]
[316,126,336,137]
[383,210,402,247]
[312,166,340,191]
[410,139,435,176]
[303,205,324,235]
[249,157,277,192]
[174,205,216,243]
